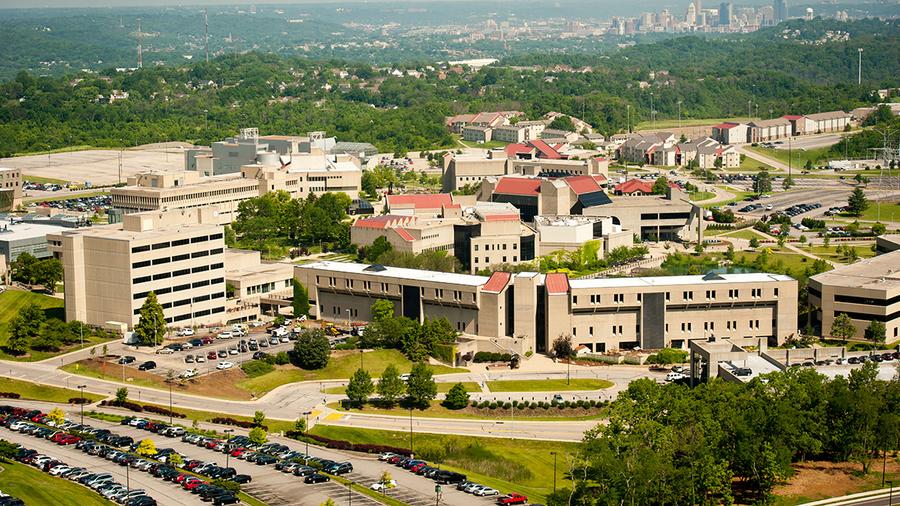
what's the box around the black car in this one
[326,462,353,475]
[138,360,157,370]
[117,356,136,364]
[255,455,277,465]
[230,474,252,484]
[213,495,239,505]
[252,351,268,360]
[305,473,330,484]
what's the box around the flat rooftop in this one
[0,219,68,242]
[298,261,489,287]
[50,221,221,242]
[810,250,900,291]
[570,272,794,289]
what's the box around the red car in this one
[410,463,427,473]
[183,478,206,491]
[174,473,190,484]
[230,448,245,458]
[30,413,45,423]
[205,439,222,449]
[497,493,528,505]
[58,435,80,445]
[207,351,217,360]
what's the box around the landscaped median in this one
[311,425,578,504]
[329,398,608,421]
[322,381,481,395]
[0,377,105,404]
[485,378,613,392]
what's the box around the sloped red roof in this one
[528,139,563,159]
[494,177,542,196]
[545,272,570,295]
[393,228,414,242]
[386,193,453,209]
[592,174,607,183]
[481,272,512,293]
[505,143,535,157]
[615,179,654,194]
[712,122,740,129]
[782,115,804,120]
[353,215,411,229]
[563,175,603,195]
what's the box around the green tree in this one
[651,176,669,195]
[0,440,19,462]
[830,313,856,343]
[252,410,266,427]
[115,387,128,403]
[294,417,306,433]
[548,115,576,132]
[134,292,166,347]
[292,329,331,369]
[136,439,156,457]
[847,187,869,217]
[871,222,887,235]
[442,383,470,410]
[292,280,310,318]
[32,258,63,293]
[864,320,886,345]
[552,334,574,360]
[405,362,437,408]
[753,170,773,194]
[363,236,394,262]
[248,427,267,445]
[782,175,795,190]
[370,299,395,322]
[377,364,405,406]
[749,237,760,249]
[5,302,45,354]
[168,453,184,468]
[346,367,374,407]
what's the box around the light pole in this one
[348,480,353,506]
[224,429,234,468]
[551,451,558,493]
[126,460,130,493]
[168,382,173,424]
[302,410,312,462]
[858,48,863,85]
[408,406,413,457]
[626,104,631,133]
[78,385,87,425]
[677,100,682,129]
[887,480,894,506]
[650,92,655,129]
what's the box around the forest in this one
[549,364,900,505]
[0,18,897,157]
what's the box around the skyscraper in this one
[773,0,788,23]
[719,2,733,25]
[686,1,697,25]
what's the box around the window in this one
[683,291,693,301]
[572,327,577,336]
[191,250,209,259]
[209,233,223,240]
[190,235,208,244]
[131,245,150,254]
[589,326,594,336]
[774,288,779,298]
[637,293,642,302]
[172,238,189,247]
[172,253,189,262]
[133,276,151,284]
[572,296,578,304]
[151,257,170,266]
[192,265,209,274]
[665,292,670,302]
[151,241,170,250]
[152,272,171,281]
[133,261,151,270]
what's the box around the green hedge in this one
[431,343,456,365]
[473,351,512,363]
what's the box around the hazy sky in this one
[1,0,448,7]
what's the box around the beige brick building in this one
[295,261,798,357]
[111,154,361,224]
[808,237,900,343]
[0,168,22,211]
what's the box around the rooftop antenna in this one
[204,9,209,63]
[136,18,142,69]
[119,15,124,29]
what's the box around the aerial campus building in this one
[295,261,798,359]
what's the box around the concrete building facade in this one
[0,168,22,212]
[296,261,798,357]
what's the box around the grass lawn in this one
[0,460,113,505]
[330,400,605,421]
[635,117,751,130]
[0,290,111,362]
[737,154,778,172]
[0,377,105,403]
[835,201,900,223]
[703,188,756,208]
[722,228,766,241]
[23,175,69,184]
[804,244,876,263]
[486,378,613,392]
[59,361,167,392]
[736,251,820,273]
[237,349,467,396]
[322,381,480,395]
[311,425,579,503]
[746,145,831,169]
[689,190,716,201]
[23,190,108,204]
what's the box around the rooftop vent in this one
[363,264,387,272]
[702,272,726,281]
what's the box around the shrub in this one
[210,417,267,430]
[0,392,21,399]
[488,402,498,410]
[142,404,186,419]
[503,402,512,409]
[69,397,90,404]
[274,351,290,365]
[241,360,275,378]
[529,402,538,409]
[472,352,513,363]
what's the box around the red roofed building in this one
[614,179,654,196]
[545,272,570,295]
[385,193,456,218]
[782,114,816,136]
[711,122,749,144]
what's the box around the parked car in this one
[137,361,156,371]
[305,473,331,484]
[216,362,234,370]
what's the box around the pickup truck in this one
[497,493,528,505]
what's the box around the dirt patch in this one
[774,459,900,501]
[72,358,253,400]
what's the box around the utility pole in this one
[168,382,173,424]
[136,18,142,69]
[118,149,123,185]
[551,451,558,493]
[302,410,311,462]
[677,100,682,129]
[650,92,655,129]
[78,385,86,425]
[626,104,631,134]
[857,48,863,85]
[204,9,209,63]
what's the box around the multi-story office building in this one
[48,208,229,328]
[111,155,361,224]
[296,261,798,357]
[0,168,22,212]
[808,236,900,342]
[185,128,336,176]
[441,150,609,192]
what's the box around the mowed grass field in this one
[0,461,114,506]
[311,425,579,504]
[0,377,105,403]
[237,349,467,396]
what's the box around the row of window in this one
[318,275,477,303]
[130,233,223,254]
[132,250,224,270]
[133,263,223,284]
[474,243,517,252]
[133,277,224,300]
[576,288,777,305]
[169,306,226,323]
[474,256,517,265]
[133,293,226,314]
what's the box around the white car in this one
[156,348,174,355]
[475,487,499,497]
[370,480,397,491]
[217,361,234,370]
[177,328,195,337]
[217,331,233,339]
[195,355,206,363]
[666,372,687,382]
[181,369,199,379]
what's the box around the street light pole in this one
[409,406,413,456]
[168,382,173,424]
[858,48,863,85]
[78,385,86,425]
[677,100,682,129]
[224,429,233,468]
[551,451,558,493]
[626,104,631,133]
[303,410,312,462]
